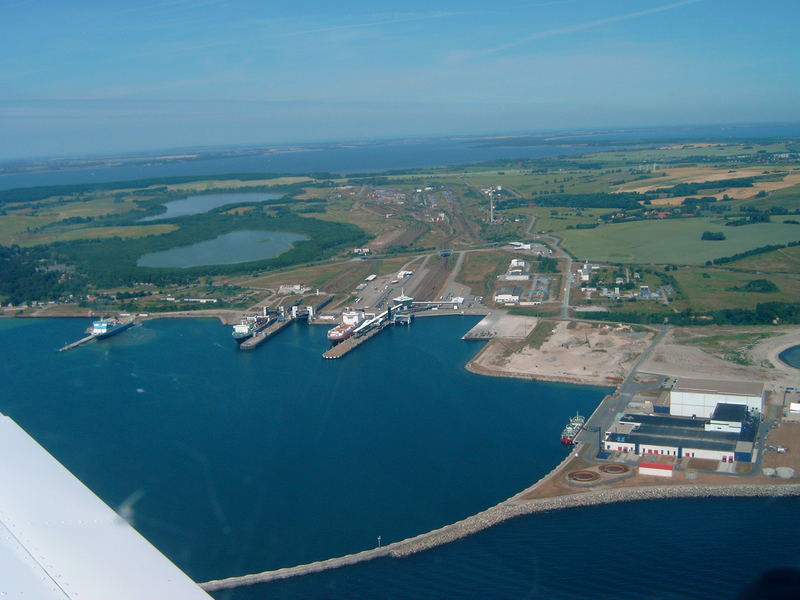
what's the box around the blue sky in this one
[1,0,798,158]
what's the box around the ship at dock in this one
[560,412,585,445]
[327,308,366,345]
[87,317,134,339]
[232,307,275,343]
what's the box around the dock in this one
[238,318,293,350]
[322,323,388,359]
[59,334,95,352]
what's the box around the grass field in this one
[671,268,800,310]
[455,250,514,296]
[559,219,800,264]
[725,244,800,272]
[17,224,179,246]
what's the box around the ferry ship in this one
[232,310,275,343]
[326,309,366,345]
[88,317,134,339]
[560,412,585,445]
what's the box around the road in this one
[574,325,670,456]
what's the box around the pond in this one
[778,345,800,369]
[136,230,307,268]
[139,192,283,221]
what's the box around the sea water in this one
[0,316,603,581]
[1,314,797,599]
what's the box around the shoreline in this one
[199,481,800,591]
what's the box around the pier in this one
[238,318,293,350]
[58,334,95,352]
[322,322,388,359]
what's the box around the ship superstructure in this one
[88,317,134,339]
[560,412,585,445]
[232,307,275,343]
[326,308,366,344]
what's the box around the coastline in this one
[200,478,800,591]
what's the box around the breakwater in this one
[198,482,800,591]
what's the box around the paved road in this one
[575,325,670,456]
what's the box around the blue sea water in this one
[0,139,606,190]
[0,316,604,583]
[1,304,798,600]
[2,123,798,191]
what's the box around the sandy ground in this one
[462,312,538,339]
[646,173,800,206]
[617,167,767,194]
[468,321,653,386]
[639,326,800,391]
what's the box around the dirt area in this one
[463,313,538,339]
[518,451,798,502]
[762,421,800,473]
[617,167,766,194]
[468,321,653,386]
[412,255,454,301]
[639,326,800,392]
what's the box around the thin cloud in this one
[454,0,701,61]
[273,11,476,39]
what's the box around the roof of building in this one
[608,413,740,452]
[711,403,749,423]
[673,378,764,397]
[640,462,674,470]
[496,285,523,296]
[617,432,737,452]
[0,414,212,600]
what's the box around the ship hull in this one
[93,321,134,339]
[327,330,354,345]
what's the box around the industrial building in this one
[670,377,764,418]
[604,410,757,463]
[494,285,522,304]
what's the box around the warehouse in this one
[669,377,763,418]
[604,410,757,463]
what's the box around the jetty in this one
[239,318,293,350]
[322,322,388,359]
[59,334,95,352]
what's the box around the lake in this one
[140,192,283,221]
[136,230,308,268]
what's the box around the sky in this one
[1,0,798,159]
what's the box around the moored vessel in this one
[232,307,275,343]
[88,317,134,339]
[327,308,366,344]
[560,412,585,445]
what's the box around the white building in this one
[494,285,522,304]
[670,378,764,418]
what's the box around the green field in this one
[725,244,800,272]
[559,219,800,264]
[671,268,800,310]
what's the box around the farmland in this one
[558,219,800,264]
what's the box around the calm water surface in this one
[0,316,605,583]
[778,345,800,369]
[136,230,308,267]
[140,192,283,221]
